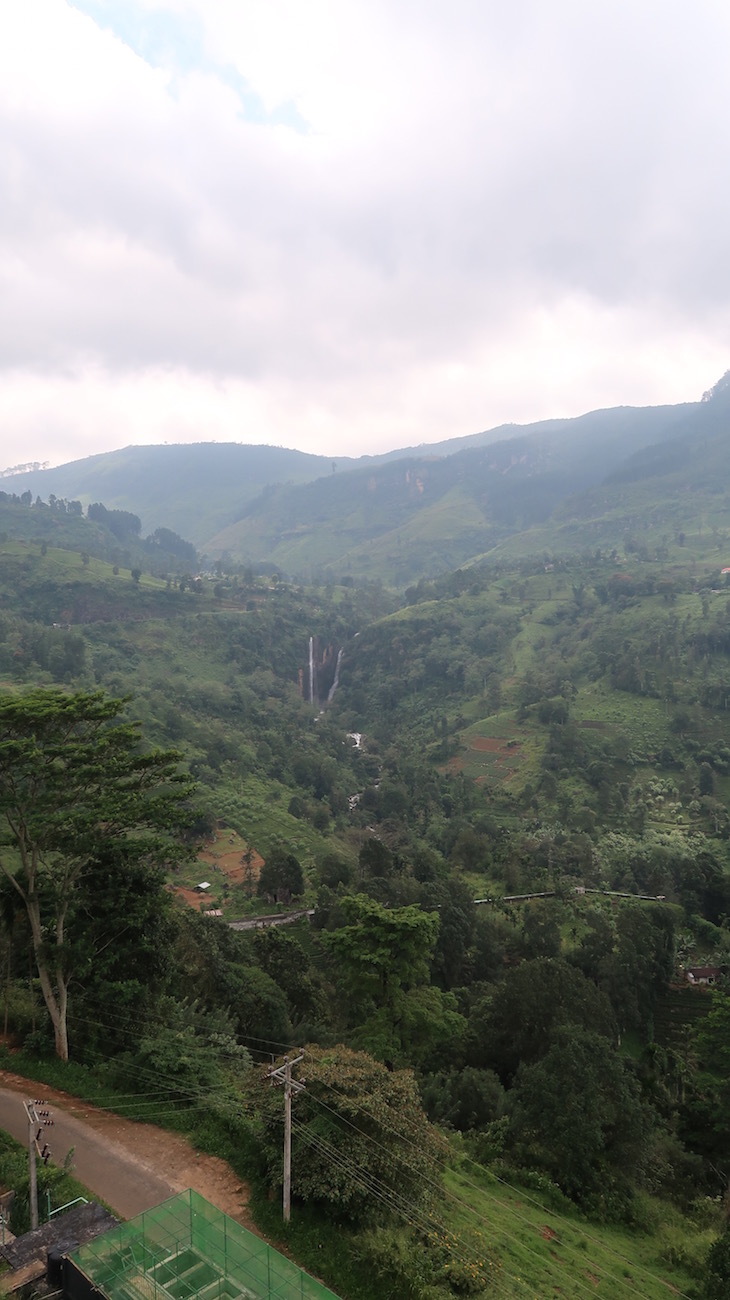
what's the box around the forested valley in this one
[3,439,730,1299]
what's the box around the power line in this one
[301,1075,691,1300]
[9,1011,695,1299]
[290,1119,515,1299]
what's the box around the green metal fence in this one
[68,1189,341,1300]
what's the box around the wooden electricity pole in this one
[266,1054,305,1223]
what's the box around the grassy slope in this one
[440,1161,701,1300]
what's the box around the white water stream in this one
[327,647,344,702]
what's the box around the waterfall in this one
[309,636,314,705]
[327,647,344,702]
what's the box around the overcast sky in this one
[2,0,730,470]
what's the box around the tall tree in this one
[470,957,617,1082]
[0,688,193,1060]
[323,893,439,1015]
[257,847,304,903]
[252,1044,446,1221]
[507,1028,650,1204]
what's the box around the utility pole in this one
[22,1100,53,1231]
[24,1103,37,1231]
[266,1055,305,1223]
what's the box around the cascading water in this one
[309,636,314,705]
[327,647,344,702]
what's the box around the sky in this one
[2,0,730,471]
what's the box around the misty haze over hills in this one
[3,376,729,585]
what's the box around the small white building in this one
[685,966,722,986]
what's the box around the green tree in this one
[251,1044,445,1221]
[703,1228,730,1299]
[598,905,675,1036]
[422,1066,505,1132]
[350,984,466,1070]
[508,1028,650,1204]
[695,992,730,1076]
[257,848,304,902]
[359,838,395,880]
[252,926,321,1023]
[0,688,193,1059]
[316,852,353,889]
[172,912,291,1046]
[471,958,617,1082]
[67,845,177,1056]
[683,992,730,1175]
[700,762,715,796]
[419,878,476,989]
[323,894,438,1015]
[521,901,562,960]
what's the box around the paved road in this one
[0,1085,179,1220]
[228,908,314,931]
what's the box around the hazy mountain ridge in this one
[1,443,368,547]
[4,385,725,585]
[206,401,715,581]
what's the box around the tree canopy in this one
[323,893,439,1013]
[252,1044,446,1221]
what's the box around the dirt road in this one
[0,1070,254,1227]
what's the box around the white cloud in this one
[2,0,730,470]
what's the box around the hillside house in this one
[685,965,722,986]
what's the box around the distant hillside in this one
[384,400,692,463]
[2,443,365,547]
[0,493,198,576]
[203,404,706,583]
[2,385,721,585]
[494,379,730,562]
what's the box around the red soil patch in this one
[540,1225,558,1241]
[471,736,507,752]
[172,835,267,911]
[172,886,210,910]
[198,845,265,886]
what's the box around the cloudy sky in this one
[2,0,730,470]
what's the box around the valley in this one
[3,386,730,1296]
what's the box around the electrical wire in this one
[289,1118,516,1299]
[297,1074,692,1300]
[290,1114,641,1300]
[11,1005,696,1297]
[294,1094,597,1298]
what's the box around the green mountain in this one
[496,378,730,563]
[1,443,365,548]
[204,398,719,583]
[2,392,709,581]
